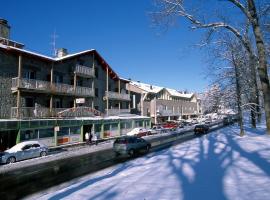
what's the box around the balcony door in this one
[54,98,63,108]
[23,70,36,80]
[54,74,63,84]
[25,97,34,107]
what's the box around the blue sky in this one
[2,0,209,92]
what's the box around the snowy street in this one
[26,123,270,200]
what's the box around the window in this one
[95,67,98,78]
[39,128,54,138]
[58,127,69,136]
[95,124,101,132]
[20,130,38,141]
[22,144,32,151]
[135,121,143,127]
[24,70,36,79]
[125,121,132,129]
[70,127,81,135]
[54,98,62,108]
[111,123,118,131]
[76,79,83,86]
[120,122,126,129]
[32,143,40,148]
[54,74,63,83]
[95,88,99,97]
[104,124,110,131]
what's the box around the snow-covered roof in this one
[166,88,194,99]
[130,81,194,99]
[0,44,95,61]
[0,43,122,80]
[130,81,163,94]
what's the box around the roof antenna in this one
[50,29,58,57]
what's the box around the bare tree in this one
[151,0,270,133]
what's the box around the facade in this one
[0,20,150,150]
[128,81,202,124]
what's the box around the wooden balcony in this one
[11,107,102,119]
[11,107,51,118]
[11,77,95,97]
[74,64,95,78]
[104,91,130,101]
[12,77,50,93]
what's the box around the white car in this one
[0,141,48,164]
[126,128,151,137]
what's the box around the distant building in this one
[128,81,201,124]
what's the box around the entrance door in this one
[83,125,92,141]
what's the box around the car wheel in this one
[129,149,135,157]
[115,152,120,157]
[40,151,47,157]
[6,156,16,164]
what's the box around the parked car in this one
[0,141,48,164]
[126,128,151,137]
[113,136,151,157]
[150,125,165,134]
[204,119,212,124]
[191,118,199,125]
[194,124,209,135]
[182,120,192,126]
[163,121,178,129]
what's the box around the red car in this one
[163,122,178,129]
[126,128,151,137]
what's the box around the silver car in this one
[113,136,151,157]
[0,141,48,164]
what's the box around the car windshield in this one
[115,138,128,144]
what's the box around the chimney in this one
[0,19,10,39]
[56,48,68,58]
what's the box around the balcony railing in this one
[11,106,102,119]
[75,86,95,97]
[74,64,95,78]
[52,83,74,95]
[12,77,50,92]
[11,77,94,97]
[106,108,130,116]
[104,91,130,101]
[11,107,51,118]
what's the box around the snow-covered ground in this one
[26,122,270,200]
